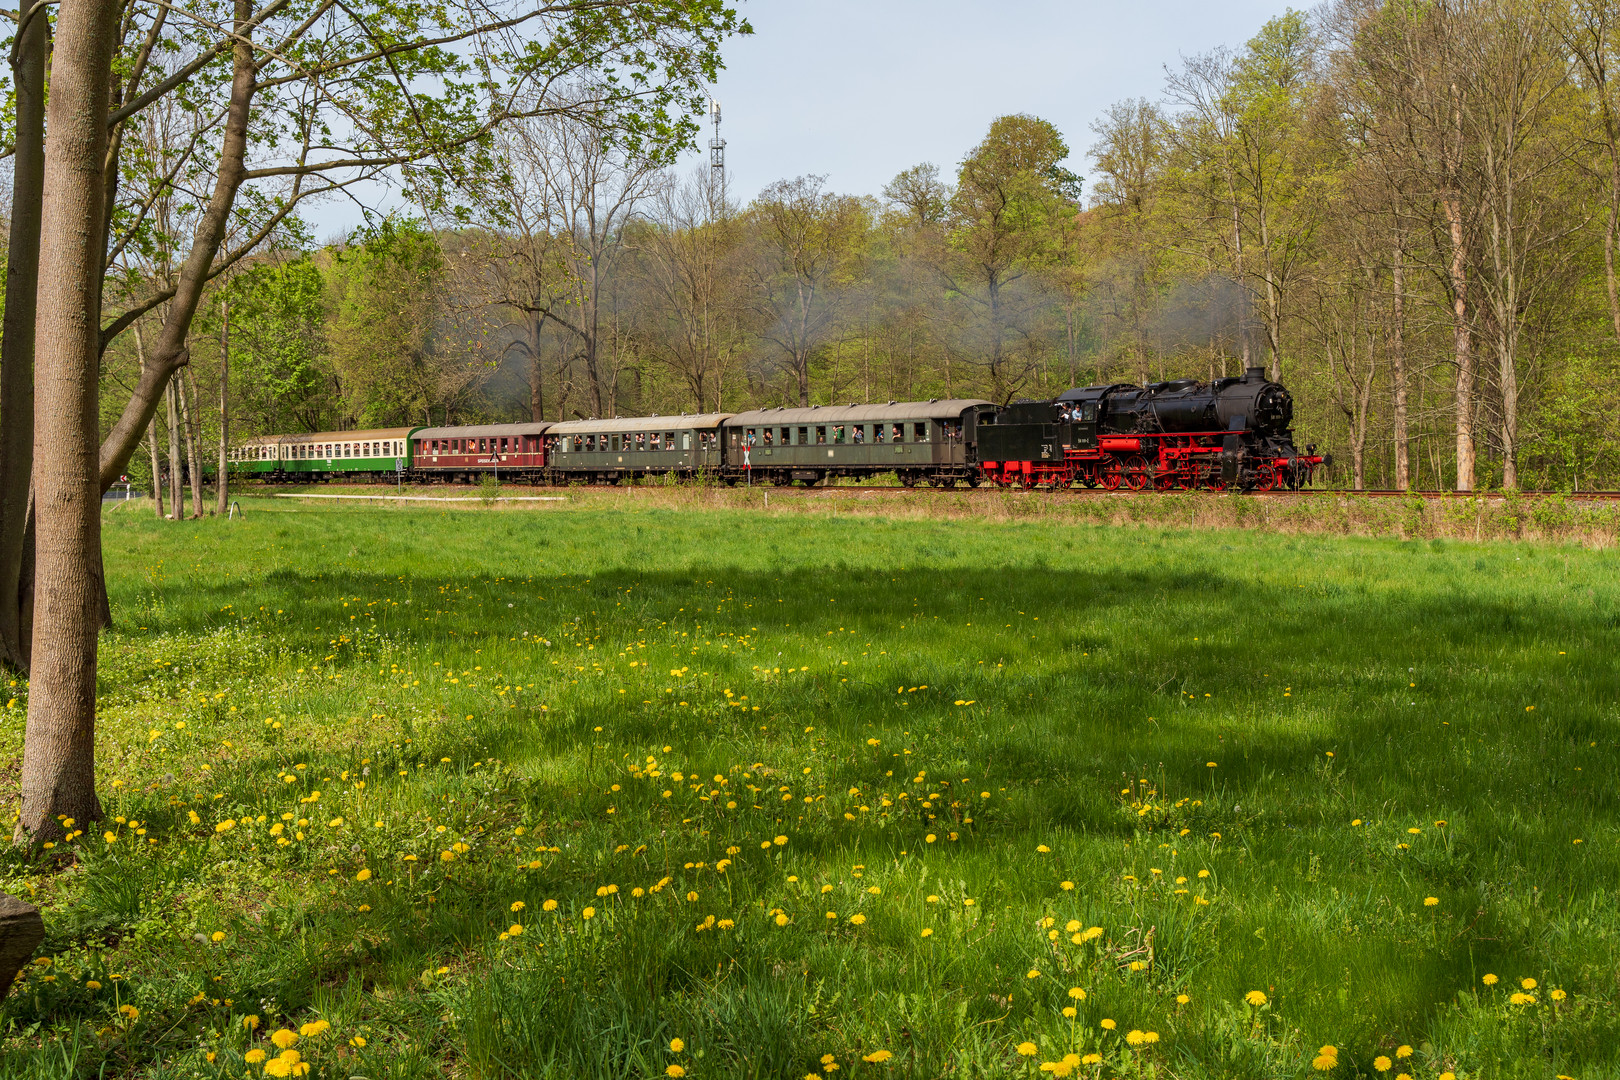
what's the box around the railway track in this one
[282,482,1620,501]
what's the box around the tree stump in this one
[0,893,45,998]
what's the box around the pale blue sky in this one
[312,0,1298,236]
[680,0,1298,202]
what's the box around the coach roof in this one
[726,400,993,426]
[548,412,733,435]
[414,422,552,439]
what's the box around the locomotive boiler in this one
[977,366,1326,491]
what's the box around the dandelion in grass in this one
[1068,987,1085,1000]
[1244,990,1267,1006]
[920,927,933,937]
[245,1050,267,1064]
[862,1050,893,1063]
[582,907,596,920]
[1482,973,1499,985]
[271,1029,298,1050]
[666,1068,686,1078]
[776,913,790,926]
[1125,1030,1147,1047]
[1423,897,1437,907]
[1016,1042,1038,1056]
[119,1004,139,1020]
[1175,994,1190,1005]
[1062,1007,1076,1018]
[1099,1019,1116,1031]
[210,931,226,942]
[1551,988,1567,1001]
[1081,1054,1102,1065]
[670,1038,685,1053]
[1510,992,1536,1005]
[299,1020,330,1038]
[1395,1045,1412,1059]
[1373,1057,1392,1072]
[1521,978,1537,990]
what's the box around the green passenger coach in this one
[228,428,420,481]
[547,413,731,482]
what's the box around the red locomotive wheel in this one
[1254,464,1279,491]
[1176,471,1198,491]
[1124,455,1149,491]
[1103,463,1123,490]
[1204,471,1227,492]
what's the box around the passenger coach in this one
[722,400,995,486]
[547,414,730,482]
[412,423,550,483]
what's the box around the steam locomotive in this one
[226,367,1326,492]
[977,366,1326,491]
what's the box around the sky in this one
[673,0,1298,204]
[311,0,1298,237]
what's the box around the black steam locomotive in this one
[976,366,1326,491]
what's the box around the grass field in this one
[2,497,1617,1079]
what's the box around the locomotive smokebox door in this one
[1221,434,1241,484]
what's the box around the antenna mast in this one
[708,98,726,187]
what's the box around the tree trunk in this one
[147,421,164,519]
[134,323,165,519]
[96,0,257,494]
[167,381,183,520]
[217,296,230,515]
[1444,196,1475,492]
[20,0,120,843]
[0,1,48,673]
[181,369,204,518]
[1391,246,1410,492]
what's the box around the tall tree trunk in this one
[0,1,48,673]
[1444,195,1475,492]
[167,381,183,520]
[147,422,164,519]
[1391,246,1410,492]
[528,314,544,422]
[181,369,204,518]
[135,323,165,519]
[217,296,229,515]
[20,0,120,842]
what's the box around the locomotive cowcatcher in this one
[975,366,1328,491]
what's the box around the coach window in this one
[778,426,790,445]
[651,432,663,450]
[832,425,844,444]
[852,425,865,444]
[872,424,884,443]
[745,427,757,445]
[815,426,826,444]
[682,432,692,451]
[892,424,905,442]
[760,428,772,446]
[797,426,809,445]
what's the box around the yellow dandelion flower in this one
[1483,973,1498,985]
[666,1067,685,1078]
[1423,897,1437,906]
[1521,977,1537,990]
[1373,1056,1391,1072]
[920,927,933,937]
[1395,1045,1412,1059]
[862,1050,893,1063]
[543,899,558,911]
[1100,1019,1116,1030]
[1125,1030,1146,1046]
[670,1038,685,1053]
[1027,969,1040,979]
[271,1029,298,1049]
[210,931,225,943]
[511,901,525,912]
[1068,987,1085,1000]
[1244,990,1267,1006]
[356,869,372,882]
[582,907,596,919]
[1016,1042,1038,1056]
[245,1049,267,1064]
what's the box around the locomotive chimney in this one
[1244,366,1265,382]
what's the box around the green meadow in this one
[2,498,1617,1079]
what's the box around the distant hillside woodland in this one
[102,1,1620,492]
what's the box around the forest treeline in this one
[101,0,1620,494]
